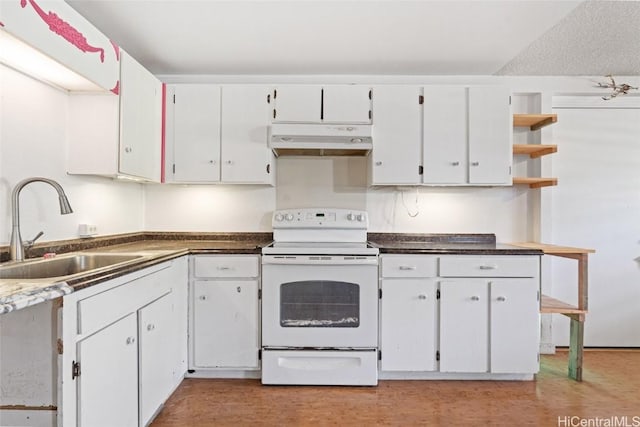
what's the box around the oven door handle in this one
[262,255,378,266]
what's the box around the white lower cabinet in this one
[139,293,176,426]
[62,257,188,427]
[380,279,437,371]
[77,313,139,427]
[379,254,540,377]
[189,255,260,372]
[490,279,540,373]
[439,279,489,373]
[193,280,259,368]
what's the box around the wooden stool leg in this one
[568,316,584,381]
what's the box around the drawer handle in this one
[399,265,417,271]
[479,265,497,270]
[470,296,480,301]
[217,266,233,271]
[418,294,427,300]
[126,336,136,345]
[496,296,507,302]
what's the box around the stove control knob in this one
[285,213,294,221]
[347,213,355,221]
[274,213,284,222]
[357,214,365,222]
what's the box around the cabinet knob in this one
[209,160,216,165]
[471,161,480,166]
[451,161,460,166]
[124,147,132,153]
[375,161,383,166]
[199,295,207,301]
[147,324,155,331]
[126,336,136,345]
[418,294,427,300]
[225,160,234,165]
[497,296,507,302]
[470,296,480,301]
[237,286,242,293]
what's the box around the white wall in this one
[276,157,531,241]
[0,65,144,245]
[549,100,640,347]
[143,183,275,231]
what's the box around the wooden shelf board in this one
[541,295,587,315]
[513,177,558,188]
[513,114,558,131]
[510,242,595,255]
[513,144,558,158]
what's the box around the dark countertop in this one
[1,232,542,314]
[368,233,544,255]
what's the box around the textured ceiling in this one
[65,0,639,76]
[497,1,640,75]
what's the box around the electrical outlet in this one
[78,224,98,238]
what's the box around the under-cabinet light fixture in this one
[0,28,102,92]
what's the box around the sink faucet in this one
[10,177,73,262]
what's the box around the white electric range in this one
[261,208,379,386]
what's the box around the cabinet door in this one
[139,293,175,426]
[221,86,274,184]
[77,313,138,427]
[468,86,512,184]
[119,51,162,181]
[380,279,437,371]
[193,280,259,368]
[170,84,221,182]
[490,279,540,373]
[422,86,467,184]
[439,280,489,373]
[322,85,372,123]
[273,86,322,122]
[370,86,422,185]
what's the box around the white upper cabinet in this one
[272,85,322,122]
[322,85,372,123]
[369,85,511,186]
[118,52,162,180]
[221,85,275,184]
[272,85,371,123]
[370,86,422,185]
[423,86,511,185]
[0,0,119,91]
[165,84,274,185]
[468,86,512,184]
[167,84,221,183]
[422,86,468,184]
[67,50,162,181]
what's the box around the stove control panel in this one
[272,208,369,229]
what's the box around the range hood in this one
[269,124,372,157]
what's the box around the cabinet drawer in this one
[381,255,438,278]
[78,265,171,336]
[194,256,259,278]
[439,256,539,278]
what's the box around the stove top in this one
[262,241,379,256]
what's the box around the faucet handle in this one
[24,231,44,249]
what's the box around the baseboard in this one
[0,409,56,427]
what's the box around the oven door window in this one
[280,280,360,327]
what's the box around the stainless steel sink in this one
[0,253,143,280]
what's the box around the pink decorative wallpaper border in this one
[20,0,105,62]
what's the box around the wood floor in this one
[151,350,640,426]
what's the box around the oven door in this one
[262,255,378,349]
